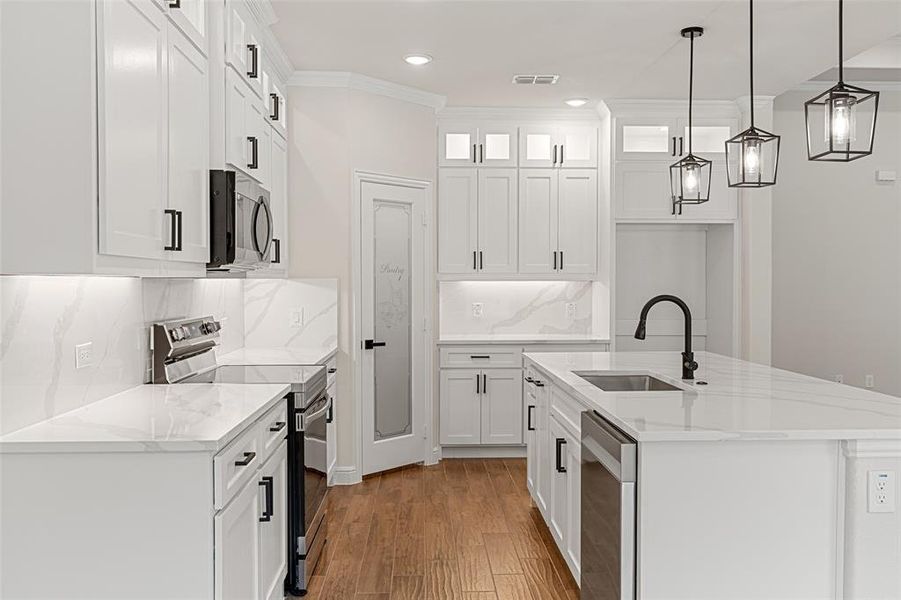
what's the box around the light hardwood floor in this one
[302,458,579,600]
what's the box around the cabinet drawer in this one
[259,399,288,461]
[214,419,263,510]
[549,385,583,438]
[440,346,521,368]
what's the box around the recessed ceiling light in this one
[565,98,589,107]
[404,54,432,66]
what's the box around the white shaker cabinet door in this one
[265,133,288,271]
[225,68,253,176]
[557,125,598,168]
[563,429,581,580]
[518,169,557,274]
[215,475,262,600]
[534,379,550,515]
[557,169,597,274]
[548,416,569,547]
[258,441,288,600]
[97,0,167,261]
[438,169,479,274]
[480,369,523,445]
[614,161,676,221]
[439,369,481,445]
[478,124,518,167]
[166,22,209,263]
[677,162,738,222]
[439,123,478,166]
[477,169,517,274]
[519,125,557,168]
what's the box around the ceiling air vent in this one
[513,74,560,85]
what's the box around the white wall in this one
[286,86,437,476]
[771,90,901,396]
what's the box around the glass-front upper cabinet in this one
[616,117,679,161]
[439,124,517,167]
[519,124,598,168]
[678,117,737,156]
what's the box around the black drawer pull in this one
[259,476,273,522]
[326,403,334,424]
[164,209,178,251]
[247,44,258,79]
[247,136,258,169]
[527,405,535,431]
[534,380,545,387]
[328,367,337,374]
[555,438,566,473]
[470,355,490,359]
[270,93,279,121]
[269,421,286,433]
[234,451,256,467]
[524,376,535,383]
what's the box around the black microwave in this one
[208,170,273,272]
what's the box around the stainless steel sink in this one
[574,373,682,392]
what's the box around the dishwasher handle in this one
[581,411,637,483]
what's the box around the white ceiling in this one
[270,0,901,107]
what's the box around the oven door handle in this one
[298,393,330,430]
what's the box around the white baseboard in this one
[441,445,527,459]
[330,465,362,486]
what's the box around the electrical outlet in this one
[834,374,844,384]
[565,302,577,320]
[290,308,304,328]
[472,303,484,318]
[868,470,895,513]
[75,342,93,369]
[865,374,875,388]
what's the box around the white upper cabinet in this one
[165,0,207,54]
[557,169,598,273]
[614,161,675,220]
[226,68,270,186]
[438,169,479,273]
[97,0,168,261]
[226,0,264,98]
[264,70,288,140]
[518,170,557,274]
[439,123,517,167]
[677,162,738,221]
[616,117,679,161]
[269,133,289,271]
[477,169,518,273]
[519,124,598,168]
[678,117,736,157]
[167,22,210,263]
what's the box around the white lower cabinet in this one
[440,368,523,445]
[326,375,337,485]
[524,364,581,584]
[216,438,288,600]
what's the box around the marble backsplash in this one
[244,278,338,350]
[1,276,339,435]
[439,281,594,336]
[1,276,146,435]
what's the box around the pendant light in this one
[804,0,879,162]
[726,0,780,187]
[671,27,712,211]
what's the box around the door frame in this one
[352,170,436,478]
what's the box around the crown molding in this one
[288,71,447,111]
[437,106,601,122]
[791,80,901,93]
[603,98,741,117]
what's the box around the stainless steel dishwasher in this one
[581,410,637,600]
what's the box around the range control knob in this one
[169,327,184,341]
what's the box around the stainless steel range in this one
[151,316,330,596]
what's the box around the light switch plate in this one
[75,342,93,369]
[290,308,304,328]
[868,470,895,513]
[565,303,577,320]
[472,303,484,318]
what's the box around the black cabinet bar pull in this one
[524,376,535,383]
[527,405,535,431]
[363,339,386,350]
[326,402,334,424]
[476,373,480,395]
[483,373,487,393]
[270,93,279,121]
[559,251,563,270]
[472,144,477,163]
[473,250,477,270]
[534,380,545,387]
[552,145,557,165]
[672,136,677,156]
[247,136,258,169]
[479,144,484,163]
[555,438,566,473]
[678,136,684,156]
[164,209,177,251]
[235,451,256,467]
[271,238,281,264]
[553,251,557,271]
[247,44,258,79]
[259,476,273,522]
[559,145,564,165]
[479,251,483,270]
[169,0,180,7]
[174,210,183,251]
[269,421,286,432]
[470,355,490,359]
[328,367,337,374]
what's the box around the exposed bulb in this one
[827,94,856,146]
[683,164,699,193]
[743,139,761,176]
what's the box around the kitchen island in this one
[523,350,901,600]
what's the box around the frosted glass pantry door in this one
[360,180,427,475]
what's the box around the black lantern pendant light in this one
[804,0,879,161]
[671,27,712,211]
[726,0,780,187]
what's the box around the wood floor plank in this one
[390,575,425,600]
[492,574,534,600]
[424,559,464,599]
[456,544,495,592]
[394,501,425,576]
[482,533,523,575]
[463,593,499,600]
[356,510,398,594]
[520,557,571,600]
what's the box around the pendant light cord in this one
[688,32,694,153]
[838,0,844,84]
[749,0,755,127]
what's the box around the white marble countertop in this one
[524,351,901,442]
[438,333,610,345]
[0,383,290,453]
[218,344,337,366]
